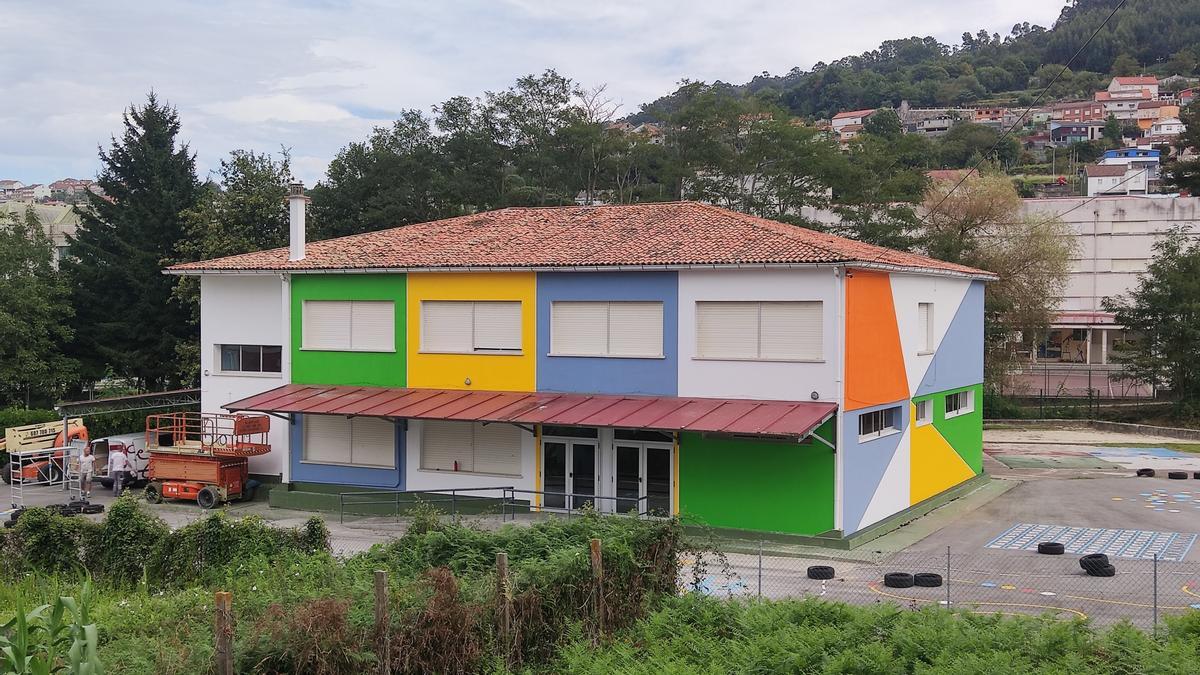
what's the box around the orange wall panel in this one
[844,269,908,411]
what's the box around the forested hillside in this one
[632,0,1200,122]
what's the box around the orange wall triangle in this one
[845,269,909,411]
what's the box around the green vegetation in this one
[0,501,684,674]
[637,0,1200,120]
[555,595,1200,674]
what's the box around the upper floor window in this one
[918,302,934,354]
[219,344,282,373]
[695,301,822,361]
[945,390,975,419]
[550,301,664,358]
[859,406,901,442]
[302,300,395,352]
[421,300,522,354]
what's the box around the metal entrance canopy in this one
[225,384,837,441]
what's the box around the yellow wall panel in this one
[407,272,537,391]
[909,403,975,505]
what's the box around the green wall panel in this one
[678,418,835,535]
[291,274,407,387]
[922,383,984,474]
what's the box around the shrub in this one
[239,598,371,675]
[82,495,170,586]
[12,507,95,576]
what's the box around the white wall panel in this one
[200,275,288,477]
[678,269,839,400]
[405,420,537,493]
[889,274,971,396]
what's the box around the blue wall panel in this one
[916,280,985,396]
[841,400,908,534]
[536,271,678,395]
[289,414,406,488]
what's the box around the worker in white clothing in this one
[108,445,129,497]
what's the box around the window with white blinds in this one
[420,421,522,475]
[550,301,664,358]
[421,301,522,353]
[918,302,934,353]
[302,300,395,352]
[695,301,822,361]
[303,415,395,468]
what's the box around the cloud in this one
[0,0,1067,186]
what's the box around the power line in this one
[918,0,1131,226]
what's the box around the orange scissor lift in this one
[142,413,271,509]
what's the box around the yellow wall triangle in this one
[910,403,976,505]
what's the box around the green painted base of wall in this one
[678,420,835,536]
[693,473,991,551]
[268,483,513,517]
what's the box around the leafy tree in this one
[937,122,1020,168]
[173,149,293,383]
[1109,52,1139,77]
[0,208,77,407]
[1166,49,1198,76]
[309,111,450,240]
[863,109,902,139]
[1163,102,1200,194]
[64,92,201,391]
[921,174,1075,390]
[1103,229,1200,418]
[1102,114,1122,146]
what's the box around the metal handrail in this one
[336,485,663,524]
[337,486,515,523]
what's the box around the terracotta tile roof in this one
[1085,164,1127,178]
[168,201,994,278]
[1113,76,1159,86]
[832,109,875,120]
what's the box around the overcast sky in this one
[0,1,1066,186]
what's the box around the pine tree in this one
[0,208,77,406]
[64,92,201,390]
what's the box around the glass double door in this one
[614,443,672,516]
[542,439,597,510]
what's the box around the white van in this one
[70,433,150,487]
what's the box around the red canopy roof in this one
[225,385,837,440]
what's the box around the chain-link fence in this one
[683,543,1200,631]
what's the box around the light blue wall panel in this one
[916,280,985,396]
[289,414,406,488]
[841,400,908,534]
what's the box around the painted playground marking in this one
[986,523,1199,562]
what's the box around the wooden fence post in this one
[496,551,511,666]
[375,569,392,675]
[214,591,233,675]
[589,538,604,640]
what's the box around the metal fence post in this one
[946,546,951,609]
[758,540,763,600]
[1153,552,1159,639]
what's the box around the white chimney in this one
[287,181,308,261]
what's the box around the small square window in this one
[945,390,975,419]
[220,345,241,372]
[915,400,932,426]
[858,406,902,442]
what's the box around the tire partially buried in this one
[884,572,914,588]
[1168,471,1188,480]
[807,565,835,580]
[1080,553,1109,573]
[1136,468,1156,477]
[1037,542,1065,555]
[1088,563,1116,577]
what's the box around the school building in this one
[168,198,994,540]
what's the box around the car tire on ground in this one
[1080,553,1110,573]
[0,463,11,484]
[144,481,164,504]
[1194,471,1200,480]
[1136,468,1156,477]
[884,572,915,588]
[35,464,61,484]
[1037,542,1065,555]
[1087,563,1116,577]
[196,486,220,510]
[914,572,943,587]
[1168,471,1188,480]
[807,565,835,580]
[81,504,104,515]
